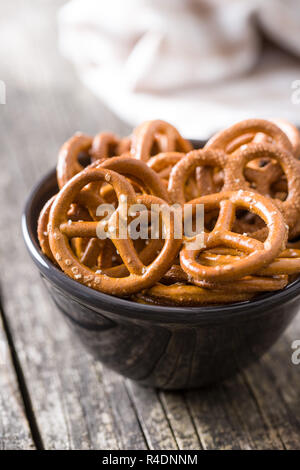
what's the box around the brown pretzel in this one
[257,119,300,159]
[94,156,171,202]
[134,283,254,306]
[80,156,171,272]
[131,120,192,161]
[180,190,287,282]
[37,195,94,264]
[57,133,93,189]
[147,152,184,181]
[205,119,293,155]
[37,195,57,263]
[168,148,226,204]
[49,168,181,296]
[223,143,300,235]
[205,119,295,196]
[197,248,300,276]
[90,132,131,161]
[191,274,287,293]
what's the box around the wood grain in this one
[0,306,34,449]
[0,0,299,450]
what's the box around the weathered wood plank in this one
[0,308,34,449]
[159,391,202,450]
[126,382,178,450]
[243,322,300,450]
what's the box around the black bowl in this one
[22,166,300,389]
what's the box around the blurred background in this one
[1,0,300,147]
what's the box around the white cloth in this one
[58,0,300,139]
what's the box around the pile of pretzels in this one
[38,118,300,306]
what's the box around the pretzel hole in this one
[233,209,266,235]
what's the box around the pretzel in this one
[190,274,288,293]
[90,132,131,161]
[197,248,300,276]
[258,119,300,159]
[131,120,192,161]
[94,156,171,202]
[48,167,181,296]
[37,195,94,262]
[168,148,226,204]
[147,152,184,181]
[37,195,57,263]
[83,156,171,273]
[134,283,254,306]
[205,119,293,155]
[180,190,287,282]
[57,133,93,189]
[223,143,300,236]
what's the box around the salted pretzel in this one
[48,167,181,296]
[168,148,226,204]
[223,143,300,236]
[37,195,57,263]
[254,119,300,159]
[195,249,300,281]
[180,190,287,282]
[131,120,192,162]
[196,248,300,278]
[90,132,131,161]
[205,119,294,192]
[57,133,93,189]
[94,156,171,202]
[205,119,293,155]
[161,263,288,293]
[79,156,171,270]
[134,283,254,306]
[148,151,204,200]
[37,194,99,266]
[147,152,184,181]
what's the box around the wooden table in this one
[1,0,300,450]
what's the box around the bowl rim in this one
[22,164,300,325]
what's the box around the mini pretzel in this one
[168,148,226,204]
[197,248,300,276]
[85,156,171,273]
[57,133,93,189]
[37,195,57,263]
[206,119,293,155]
[90,132,131,161]
[192,275,288,293]
[94,156,170,202]
[131,120,192,161]
[49,168,181,296]
[257,119,300,159]
[38,195,94,259]
[180,190,287,282]
[147,152,184,182]
[134,283,254,306]
[223,143,300,235]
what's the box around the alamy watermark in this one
[291,340,300,365]
[0,80,6,104]
[94,197,205,249]
[291,80,300,105]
